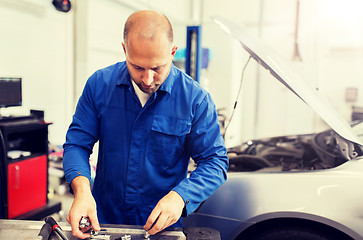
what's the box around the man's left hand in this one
[144,191,185,235]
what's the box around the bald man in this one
[63,10,228,239]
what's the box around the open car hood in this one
[212,16,362,160]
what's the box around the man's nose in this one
[142,70,154,85]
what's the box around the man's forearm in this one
[71,176,92,197]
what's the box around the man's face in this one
[123,33,177,94]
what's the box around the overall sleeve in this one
[172,93,229,216]
[63,73,100,192]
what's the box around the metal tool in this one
[79,217,111,239]
[37,221,53,240]
[113,235,132,240]
[79,216,91,229]
[121,235,131,240]
[45,217,69,240]
[144,230,150,239]
[90,229,111,239]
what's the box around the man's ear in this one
[171,45,178,58]
[122,42,126,55]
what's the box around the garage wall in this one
[314,0,363,119]
[0,0,73,145]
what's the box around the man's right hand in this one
[66,176,101,239]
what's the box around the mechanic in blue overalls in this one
[63,10,229,239]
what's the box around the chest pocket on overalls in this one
[147,115,191,168]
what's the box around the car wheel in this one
[247,227,342,240]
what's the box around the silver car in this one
[183,16,363,240]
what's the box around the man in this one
[63,10,228,239]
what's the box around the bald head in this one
[122,10,178,94]
[123,10,173,44]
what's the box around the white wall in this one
[0,0,73,145]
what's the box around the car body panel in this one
[184,159,363,239]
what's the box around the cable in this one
[223,55,252,138]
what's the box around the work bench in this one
[0,219,220,240]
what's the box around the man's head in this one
[122,10,177,94]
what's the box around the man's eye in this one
[152,67,161,72]
[134,66,143,70]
